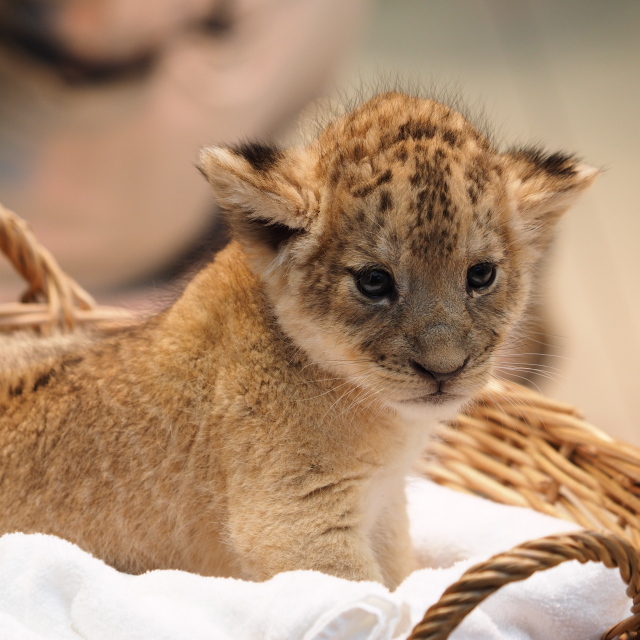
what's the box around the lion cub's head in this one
[199,92,597,416]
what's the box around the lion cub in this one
[0,92,596,589]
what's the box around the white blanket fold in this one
[0,478,630,640]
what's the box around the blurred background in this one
[0,0,638,443]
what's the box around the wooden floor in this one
[339,0,640,444]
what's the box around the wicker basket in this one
[1,202,639,640]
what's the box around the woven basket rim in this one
[0,202,132,333]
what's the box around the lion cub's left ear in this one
[506,148,599,249]
[198,143,316,253]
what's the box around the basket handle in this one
[0,202,129,332]
[406,530,640,640]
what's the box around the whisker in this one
[496,361,563,375]
[299,357,372,372]
[495,366,559,383]
[486,373,539,416]
[498,351,571,362]
[491,371,546,397]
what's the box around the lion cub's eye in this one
[467,263,497,290]
[356,269,394,298]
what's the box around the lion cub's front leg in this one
[225,473,386,586]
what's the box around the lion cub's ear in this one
[505,148,599,251]
[198,143,315,253]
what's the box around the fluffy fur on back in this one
[0,92,597,588]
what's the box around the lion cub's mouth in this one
[398,390,463,405]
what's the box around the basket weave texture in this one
[0,203,130,333]
[1,202,639,640]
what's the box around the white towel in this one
[0,478,630,640]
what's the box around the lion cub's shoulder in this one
[0,331,95,402]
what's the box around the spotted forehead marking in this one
[352,168,393,198]
[315,93,506,259]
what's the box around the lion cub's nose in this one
[409,358,468,383]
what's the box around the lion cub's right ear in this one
[198,143,316,253]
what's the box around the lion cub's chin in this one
[389,393,470,428]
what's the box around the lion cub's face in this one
[200,92,597,414]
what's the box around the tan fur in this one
[0,92,597,589]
